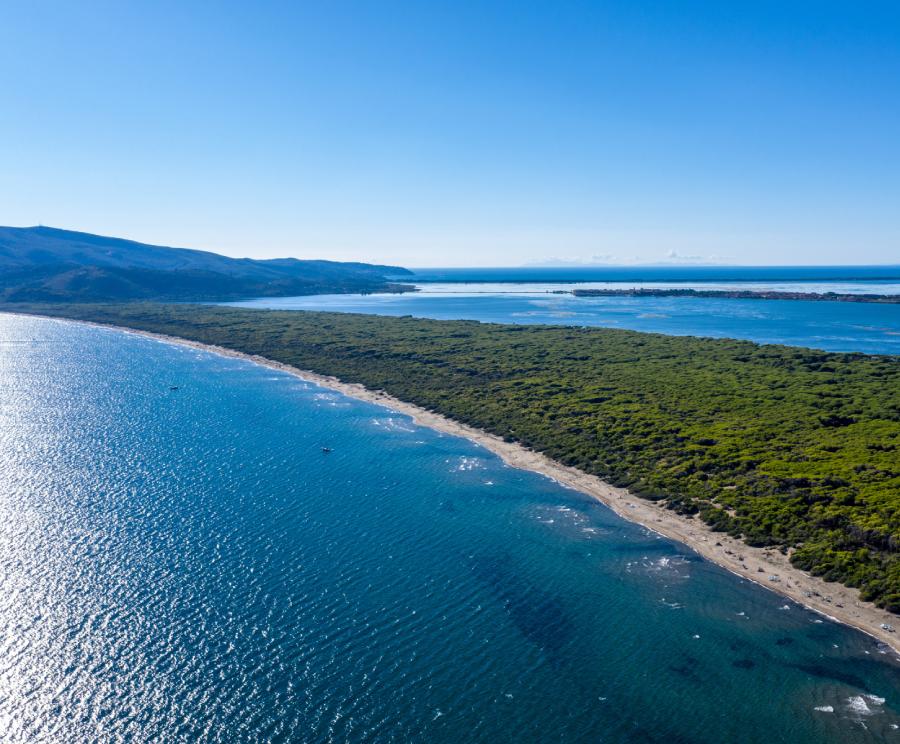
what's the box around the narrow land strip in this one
[22,313,900,656]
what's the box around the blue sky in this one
[1,1,899,266]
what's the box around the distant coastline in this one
[570,288,900,303]
[10,310,900,657]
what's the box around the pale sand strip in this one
[23,314,900,656]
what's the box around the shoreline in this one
[19,313,900,657]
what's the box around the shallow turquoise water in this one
[2,314,900,742]
[226,291,900,355]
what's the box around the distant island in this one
[571,287,900,303]
[0,226,414,302]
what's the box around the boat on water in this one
[321,447,333,453]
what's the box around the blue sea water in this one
[2,313,899,742]
[405,266,900,285]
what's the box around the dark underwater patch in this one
[732,658,756,669]
[791,662,870,691]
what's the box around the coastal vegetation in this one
[12,303,900,612]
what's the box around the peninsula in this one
[9,303,900,649]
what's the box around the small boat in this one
[169,386,179,391]
[321,447,333,454]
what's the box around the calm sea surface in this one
[405,266,900,285]
[227,267,900,355]
[2,313,900,742]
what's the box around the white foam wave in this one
[845,694,884,716]
[451,456,485,472]
[371,417,416,433]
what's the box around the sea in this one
[226,266,900,355]
[2,312,899,743]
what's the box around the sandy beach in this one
[28,314,900,657]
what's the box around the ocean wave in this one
[845,694,885,716]
[371,417,416,433]
[450,456,486,472]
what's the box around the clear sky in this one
[2,1,899,267]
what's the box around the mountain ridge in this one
[0,226,412,302]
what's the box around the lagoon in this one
[226,289,900,356]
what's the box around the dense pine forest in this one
[11,303,900,612]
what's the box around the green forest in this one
[13,303,900,612]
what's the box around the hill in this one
[0,226,412,301]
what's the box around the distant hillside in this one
[0,226,413,302]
